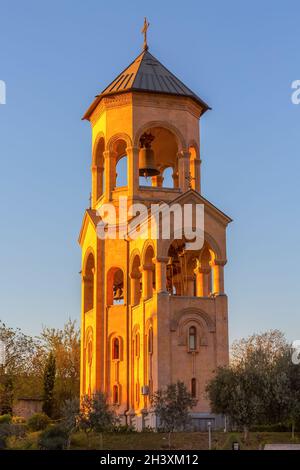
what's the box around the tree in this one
[206,365,266,440]
[42,352,56,417]
[206,330,300,439]
[61,397,80,449]
[152,381,197,449]
[37,319,80,413]
[0,375,13,415]
[79,393,117,449]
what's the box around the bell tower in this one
[79,30,232,430]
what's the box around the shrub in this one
[0,424,11,449]
[112,424,136,433]
[0,414,12,425]
[12,416,26,424]
[38,425,68,450]
[27,413,50,431]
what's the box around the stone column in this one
[195,267,211,297]
[212,260,226,295]
[126,146,139,199]
[91,165,104,207]
[140,264,153,300]
[192,159,201,193]
[130,272,142,305]
[185,274,195,296]
[152,174,163,188]
[104,150,116,201]
[178,150,190,191]
[155,257,169,293]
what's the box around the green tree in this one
[152,381,197,449]
[0,375,13,415]
[206,330,296,439]
[79,393,117,449]
[61,397,80,449]
[37,319,80,413]
[42,352,56,417]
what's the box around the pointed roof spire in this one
[141,17,150,51]
[83,31,211,120]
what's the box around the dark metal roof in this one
[83,50,210,120]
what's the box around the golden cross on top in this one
[141,17,150,51]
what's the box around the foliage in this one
[152,381,197,448]
[79,393,118,435]
[0,413,12,424]
[27,412,50,431]
[207,330,300,439]
[42,352,56,417]
[38,319,80,413]
[0,321,37,376]
[0,423,27,449]
[0,374,14,414]
[0,319,80,416]
[38,425,69,450]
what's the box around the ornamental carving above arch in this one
[170,307,216,333]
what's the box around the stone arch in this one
[107,132,132,152]
[170,307,216,333]
[83,249,95,313]
[134,120,186,151]
[92,132,106,166]
[176,316,209,347]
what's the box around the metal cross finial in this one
[185,172,195,189]
[141,17,150,51]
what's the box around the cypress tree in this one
[42,352,56,417]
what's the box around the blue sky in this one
[0,0,299,344]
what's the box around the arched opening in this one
[130,254,142,305]
[92,137,105,203]
[143,245,155,299]
[189,326,197,351]
[85,327,93,397]
[196,243,216,297]
[83,253,95,313]
[112,337,120,360]
[107,267,124,305]
[189,145,198,191]
[138,127,179,188]
[113,385,119,405]
[162,166,174,188]
[116,155,128,187]
[191,378,197,398]
[109,138,128,189]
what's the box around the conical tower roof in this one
[83,50,210,120]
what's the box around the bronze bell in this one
[139,132,160,177]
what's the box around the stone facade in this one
[79,47,231,430]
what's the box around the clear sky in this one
[0,0,299,344]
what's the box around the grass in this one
[5,431,300,450]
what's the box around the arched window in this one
[107,268,124,305]
[135,333,140,357]
[189,326,197,351]
[162,167,174,188]
[148,328,153,355]
[191,378,197,398]
[116,155,127,187]
[112,337,120,360]
[113,385,119,404]
[83,253,95,313]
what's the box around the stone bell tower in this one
[79,28,231,430]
